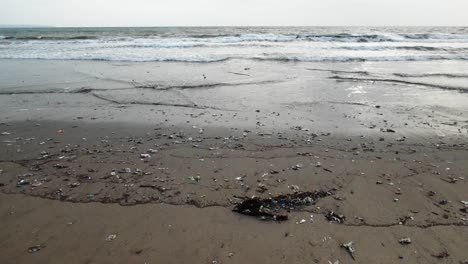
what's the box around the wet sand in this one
[0,59,467,263]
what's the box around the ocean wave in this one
[0,35,98,40]
[187,33,242,38]
[338,46,450,51]
[251,55,468,63]
[0,56,232,63]
[3,32,468,44]
[393,73,468,78]
[304,33,395,42]
[2,54,468,63]
[399,33,468,40]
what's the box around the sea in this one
[1,27,468,63]
[0,27,467,136]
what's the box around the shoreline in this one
[0,58,467,263]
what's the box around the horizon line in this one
[2,25,468,29]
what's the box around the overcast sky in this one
[1,0,468,27]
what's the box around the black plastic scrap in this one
[233,190,332,221]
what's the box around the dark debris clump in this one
[233,190,333,221]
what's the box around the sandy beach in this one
[0,56,467,263]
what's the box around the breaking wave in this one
[2,32,468,43]
[2,55,468,63]
[1,27,468,63]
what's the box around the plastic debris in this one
[187,176,201,182]
[399,238,412,245]
[233,190,331,221]
[16,179,30,186]
[56,130,65,134]
[325,211,346,224]
[341,241,355,260]
[28,245,44,254]
[0,132,11,135]
[68,182,80,188]
[291,163,303,170]
[140,154,151,159]
[106,234,117,241]
[381,128,396,133]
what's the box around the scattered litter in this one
[53,163,68,169]
[256,183,268,193]
[399,238,412,245]
[105,234,117,241]
[443,177,458,183]
[398,215,414,225]
[56,130,65,134]
[291,164,303,170]
[341,241,355,260]
[16,179,30,186]
[187,176,201,182]
[297,219,306,224]
[140,154,151,159]
[28,245,44,254]
[325,211,346,224]
[68,182,80,188]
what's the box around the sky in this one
[1,0,468,27]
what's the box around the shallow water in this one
[1,27,468,138]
